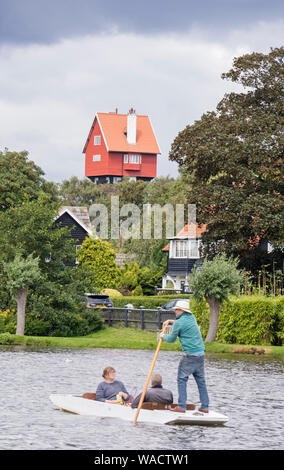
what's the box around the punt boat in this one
[49,393,229,426]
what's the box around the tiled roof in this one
[83,112,161,154]
[59,206,92,233]
[162,223,207,251]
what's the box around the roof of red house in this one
[162,223,207,251]
[83,112,161,154]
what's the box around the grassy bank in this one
[1,327,284,356]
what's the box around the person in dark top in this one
[96,366,130,403]
[131,373,173,408]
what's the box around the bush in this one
[0,332,14,344]
[101,289,123,297]
[133,285,143,296]
[0,306,104,337]
[111,294,191,309]
[190,295,284,346]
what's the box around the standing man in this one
[160,299,209,413]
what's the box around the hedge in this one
[112,294,284,345]
[111,294,191,309]
[190,295,284,346]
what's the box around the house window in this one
[94,136,101,145]
[124,154,128,163]
[171,239,201,258]
[93,155,101,162]
[129,154,140,164]
[175,240,188,258]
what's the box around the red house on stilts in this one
[83,108,161,184]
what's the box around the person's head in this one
[151,373,162,387]
[102,366,116,382]
[173,299,192,317]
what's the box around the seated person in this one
[131,373,173,408]
[96,366,130,404]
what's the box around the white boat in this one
[49,394,229,426]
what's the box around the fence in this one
[154,285,193,296]
[95,307,176,331]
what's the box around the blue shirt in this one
[163,313,205,354]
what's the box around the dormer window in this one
[94,136,101,145]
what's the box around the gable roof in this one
[83,112,161,154]
[162,223,207,251]
[56,206,93,235]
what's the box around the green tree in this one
[58,176,101,207]
[3,254,41,335]
[0,149,57,211]
[169,47,284,264]
[190,254,243,342]
[77,237,121,290]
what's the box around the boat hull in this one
[49,394,229,426]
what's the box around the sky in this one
[0,0,283,183]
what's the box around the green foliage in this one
[3,254,41,294]
[111,294,190,309]
[190,254,243,304]
[119,262,140,294]
[133,285,143,296]
[217,296,284,345]
[0,333,14,344]
[169,47,284,265]
[77,237,121,290]
[189,295,284,346]
[0,306,103,337]
[0,195,73,267]
[0,149,57,211]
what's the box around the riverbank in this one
[1,327,283,355]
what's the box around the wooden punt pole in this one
[133,323,167,426]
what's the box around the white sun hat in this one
[173,299,192,313]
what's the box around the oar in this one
[133,323,167,426]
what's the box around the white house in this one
[161,223,207,290]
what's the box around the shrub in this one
[111,294,191,309]
[190,295,284,346]
[101,289,122,297]
[0,332,14,344]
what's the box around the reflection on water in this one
[0,347,283,450]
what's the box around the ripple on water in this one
[0,347,283,450]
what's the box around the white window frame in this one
[94,135,101,145]
[129,154,140,164]
[124,154,128,163]
[93,155,101,162]
[170,239,201,259]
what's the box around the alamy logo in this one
[89,196,197,240]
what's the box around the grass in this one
[1,327,284,356]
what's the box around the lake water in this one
[0,347,283,451]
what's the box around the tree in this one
[77,237,122,290]
[0,149,57,211]
[169,47,284,266]
[190,254,243,342]
[57,176,101,207]
[3,254,41,335]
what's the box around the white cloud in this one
[0,20,283,182]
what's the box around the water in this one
[0,347,283,450]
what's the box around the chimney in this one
[127,108,136,145]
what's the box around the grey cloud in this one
[0,0,283,45]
